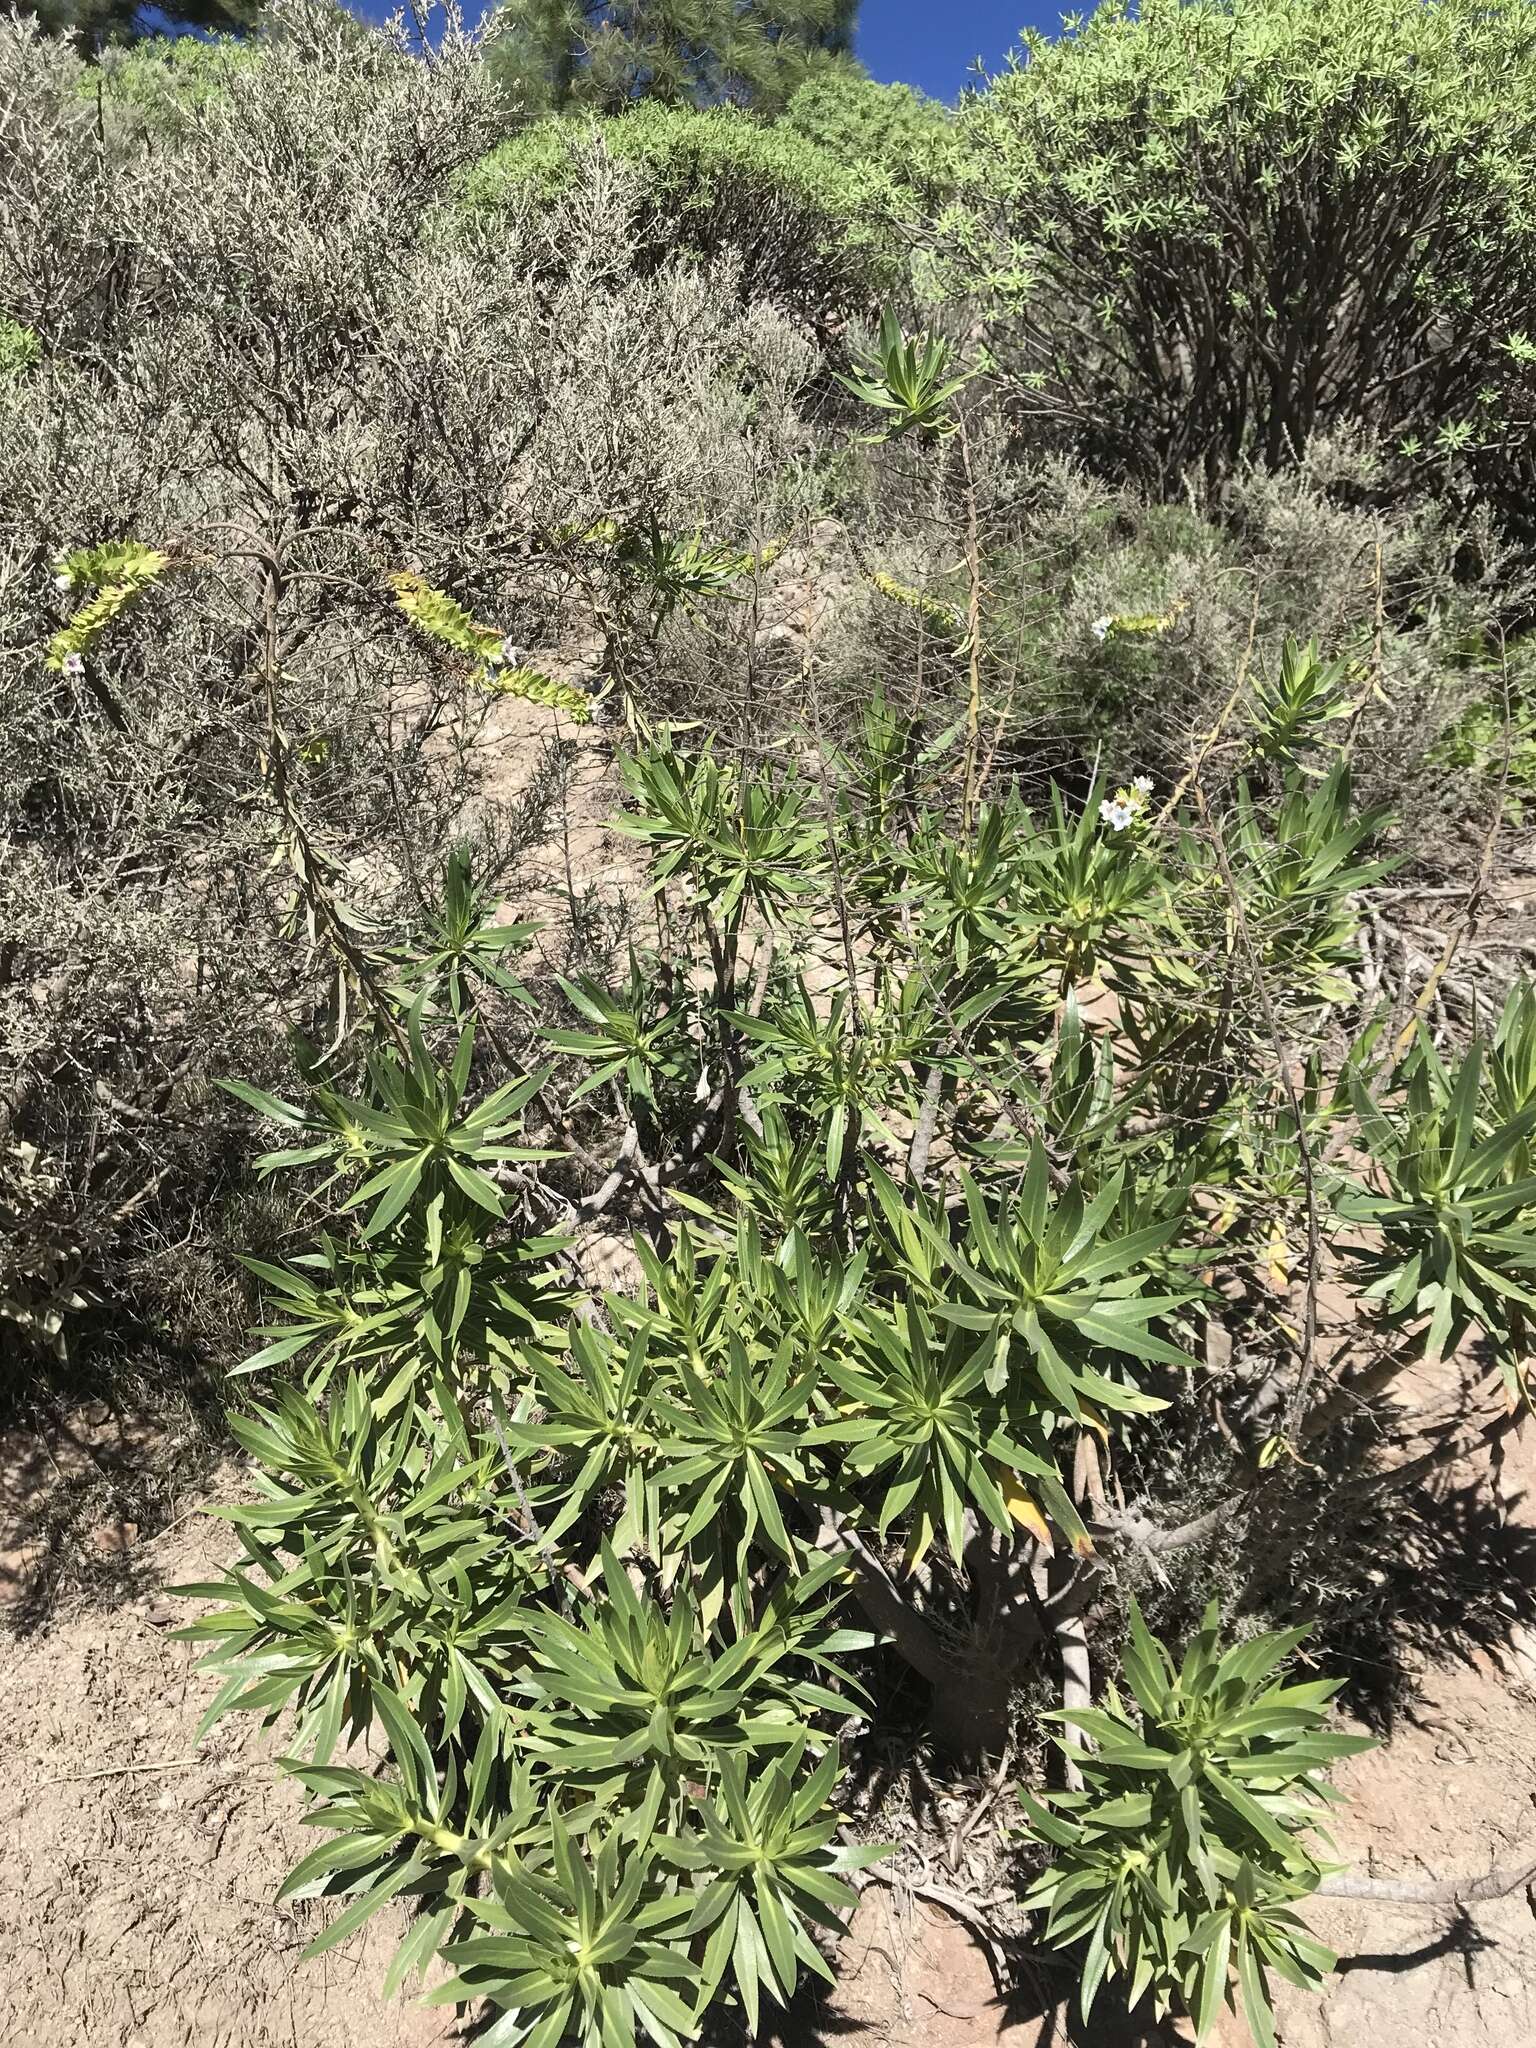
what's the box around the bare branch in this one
[1319,1853,1536,1907]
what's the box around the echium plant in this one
[1246,639,1357,774]
[1021,1604,1373,2047]
[181,696,1438,2044]
[185,973,884,2045]
[1335,1025,1536,1394]
[837,306,974,440]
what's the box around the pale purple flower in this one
[1132,774,1153,795]
[62,651,86,679]
[1090,615,1112,643]
[1100,798,1133,830]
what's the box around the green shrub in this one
[93,34,260,135]
[936,0,1536,543]
[460,101,909,325]
[0,315,40,377]
[782,65,951,173]
[1022,1603,1372,2043]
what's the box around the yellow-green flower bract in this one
[46,541,170,670]
[388,571,594,722]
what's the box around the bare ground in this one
[0,1474,463,2048]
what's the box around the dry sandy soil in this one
[0,1465,460,2048]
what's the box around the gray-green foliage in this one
[922,444,1500,805]
[935,0,1536,544]
[460,99,909,327]
[0,2,812,1365]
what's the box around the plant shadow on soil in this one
[1334,1907,1501,1980]
[1265,1450,1536,1734]
[0,1344,227,1634]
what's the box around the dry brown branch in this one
[40,1756,213,1786]
[1091,1494,1252,1555]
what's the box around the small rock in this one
[90,1521,138,1555]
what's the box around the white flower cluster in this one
[1099,773,1154,833]
[52,548,73,592]
[62,651,85,679]
[486,635,525,668]
[1090,614,1113,643]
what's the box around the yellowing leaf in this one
[903,1509,936,1573]
[996,1465,1053,1547]
[1078,1402,1110,1445]
[1264,1220,1290,1294]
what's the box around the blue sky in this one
[857,2,1056,98]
